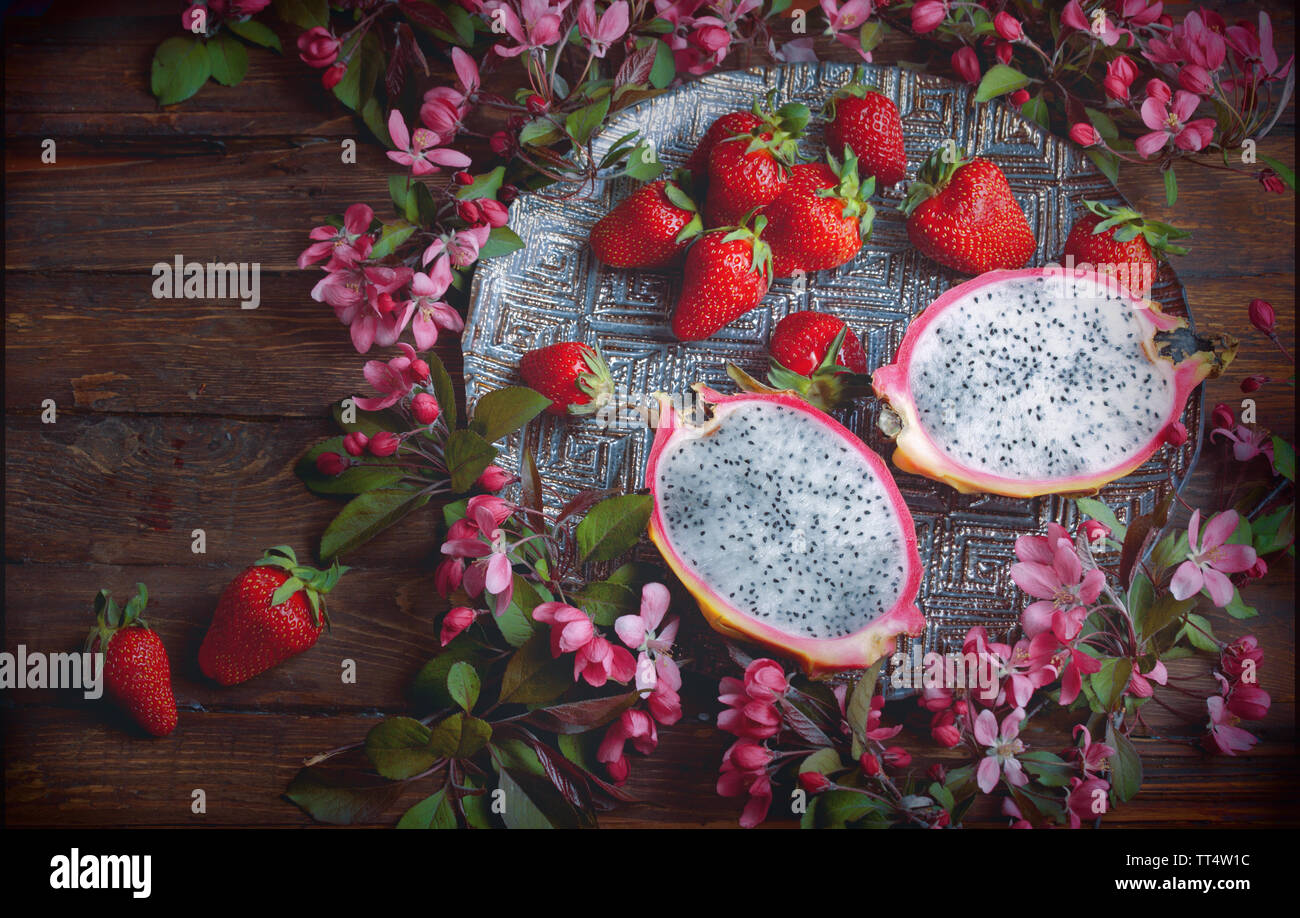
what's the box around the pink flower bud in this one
[342,432,369,457]
[927,763,947,783]
[475,465,515,491]
[1145,79,1172,103]
[410,359,431,381]
[478,198,509,228]
[456,200,481,224]
[1257,168,1286,194]
[1009,88,1030,106]
[994,12,1022,41]
[321,62,347,90]
[315,451,348,476]
[368,431,401,456]
[412,392,441,425]
[883,746,912,768]
[953,699,968,716]
[440,606,477,646]
[434,558,464,597]
[297,26,341,69]
[526,94,549,114]
[1210,403,1235,431]
[952,46,981,84]
[1163,421,1188,447]
[489,131,512,156]
[606,756,630,785]
[995,41,1013,65]
[1069,123,1102,146]
[860,752,880,776]
[1226,684,1272,720]
[1248,298,1276,334]
[1077,519,1111,543]
[1246,558,1268,580]
[731,741,773,771]
[797,771,830,794]
[930,709,962,747]
[911,0,947,34]
[1177,64,1213,96]
[1240,374,1270,393]
[454,171,474,186]
[499,185,519,204]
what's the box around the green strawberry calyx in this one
[822,65,882,118]
[765,325,869,412]
[567,345,616,417]
[719,212,774,283]
[900,144,972,217]
[663,177,704,245]
[817,147,878,239]
[750,91,812,138]
[84,583,151,654]
[1081,200,1191,258]
[253,545,349,628]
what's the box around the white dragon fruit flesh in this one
[645,387,925,677]
[872,267,1237,498]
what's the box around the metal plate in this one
[463,62,1201,679]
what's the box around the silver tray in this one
[463,62,1201,676]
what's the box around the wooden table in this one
[4,1,1295,828]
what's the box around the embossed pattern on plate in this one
[463,63,1202,682]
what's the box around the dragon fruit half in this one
[872,267,1237,498]
[645,387,925,677]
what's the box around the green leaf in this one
[1180,613,1218,652]
[974,64,1029,103]
[648,38,675,89]
[460,775,494,828]
[227,18,283,51]
[361,95,392,148]
[425,351,458,432]
[1258,153,1296,191]
[479,226,525,259]
[369,223,416,260]
[365,717,437,780]
[388,175,412,217]
[151,36,212,105]
[575,494,654,563]
[410,636,489,710]
[295,436,404,495]
[1106,724,1143,803]
[284,767,404,825]
[1251,506,1294,555]
[1225,587,1257,620]
[332,31,382,113]
[1271,436,1295,481]
[572,579,637,626]
[518,118,563,148]
[1075,497,1126,541]
[273,0,329,29]
[406,180,438,226]
[470,386,550,443]
[624,142,666,181]
[521,692,639,735]
[447,661,481,713]
[445,429,498,493]
[321,487,432,560]
[1084,107,1119,142]
[798,747,843,776]
[1019,750,1075,788]
[497,633,575,706]
[1141,592,1195,640]
[332,400,401,437]
[396,788,458,829]
[1087,148,1120,185]
[809,790,889,829]
[455,167,506,201]
[206,34,249,86]
[565,96,611,146]
[497,767,580,829]
[1089,657,1132,711]
[1128,573,1154,635]
[846,660,883,760]
[1163,166,1178,206]
[428,712,493,759]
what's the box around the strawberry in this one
[760,151,876,278]
[85,584,177,737]
[199,546,347,686]
[766,312,869,411]
[824,76,907,189]
[703,104,807,228]
[519,341,615,416]
[589,178,701,268]
[1061,200,1189,295]
[686,99,810,178]
[901,146,1036,275]
[672,216,773,341]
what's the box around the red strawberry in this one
[86,584,177,737]
[686,99,810,177]
[519,341,615,416]
[1061,201,1188,296]
[705,132,794,228]
[199,546,347,686]
[672,217,773,341]
[902,147,1036,274]
[825,78,907,188]
[760,151,876,278]
[590,179,701,268]
[766,311,869,411]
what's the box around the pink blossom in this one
[406,260,463,351]
[974,708,1028,793]
[931,709,962,747]
[1026,631,1101,706]
[1204,694,1258,755]
[486,0,571,58]
[1145,78,1171,103]
[1127,658,1167,697]
[1177,10,1227,70]
[434,558,464,597]
[994,41,1013,66]
[1211,425,1276,471]
[1226,680,1271,720]
[475,465,516,491]
[1069,122,1102,146]
[423,224,492,270]
[717,743,773,828]
[297,26,340,68]
[354,343,421,411]
[910,0,946,34]
[952,46,980,84]
[1067,776,1110,827]
[1116,0,1162,29]
[864,693,902,741]
[1177,64,1213,95]
[477,198,510,228]
[1060,0,1089,32]
[718,659,787,741]
[994,12,1022,42]
[1011,530,1104,641]
[1225,12,1294,85]
[821,0,872,33]
[614,583,681,722]
[1136,90,1215,156]
[1221,635,1263,680]
[441,606,479,646]
[298,202,375,269]
[1062,1,1128,46]
[577,0,629,58]
[386,111,471,177]
[1072,724,1114,776]
[1169,510,1258,607]
[920,685,953,711]
[1103,55,1139,100]
[1002,795,1032,829]
[1077,519,1111,544]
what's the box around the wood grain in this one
[3,0,1296,829]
